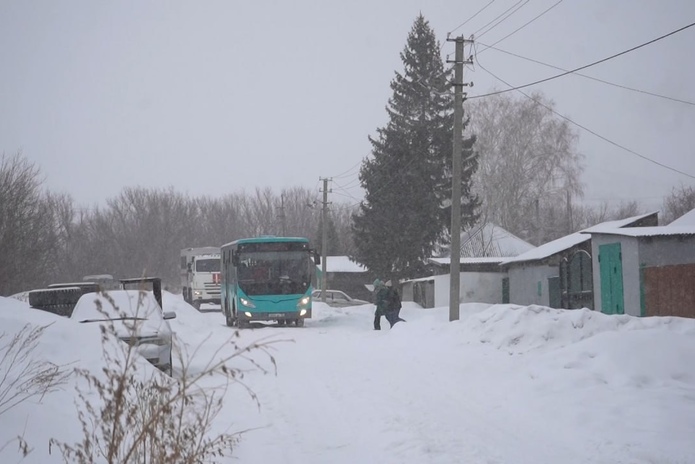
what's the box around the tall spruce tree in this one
[352,15,479,280]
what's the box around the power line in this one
[449,0,496,35]
[478,43,695,106]
[331,160,363,179]
[334,176,362,190]
[474,0,530,39]
[474,54,695,180]
[479,0,564,51]
[470,21,695,99]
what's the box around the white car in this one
[71,290,176,375]
[311,290,370,307]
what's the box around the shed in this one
[583,225,695,318]
[499,212,658,309]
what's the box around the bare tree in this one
[662,184,695,224]
[572,200,646,231]
[0,152,62,295]
[466,92,584,244]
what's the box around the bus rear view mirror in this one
[313,251,321,265]
[231,252,240,266]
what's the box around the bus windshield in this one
[196,258,220,272]
[237,250,311,296]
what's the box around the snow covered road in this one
[165,295,695,464]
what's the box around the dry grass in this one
[0,323,71,457]
[50,290,283,464]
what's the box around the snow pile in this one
[461,303,695,353]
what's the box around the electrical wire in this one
[332,160,363,179]
[474,0,530,39]
[478,0,564,51]
[449,0,496,35]
[470,21,695,99]
[474,53,695,180]
[478,43,695,106]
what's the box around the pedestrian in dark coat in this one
[383,280,405,327]
[373,279,389,330]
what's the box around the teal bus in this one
[220,236,320,328]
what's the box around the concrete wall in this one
[403,272,506,308]
[432,273,506,307]
[460,272,506,304]
[507,264,557,306]
[590,235,640,316]
[639,236,695,267]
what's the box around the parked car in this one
[311,290,370,307]
[70,289,176,375]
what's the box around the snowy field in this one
[1,292,695,463]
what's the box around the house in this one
[499,212,659,309]
[402,223,535,308]
[584,212,695,318]
[315,256,372,302]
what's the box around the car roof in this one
[72,290,162,321]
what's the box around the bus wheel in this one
[277,320,286,327]
[296,318,304,327]
[224,303,234,327]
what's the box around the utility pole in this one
[566,190,573,234]
[319,177,331,303]
[447,34,473,322]
[278,193,287,236]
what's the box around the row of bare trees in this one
[0,152,356,296]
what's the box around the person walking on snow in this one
[383,280,405,328]
[373,279,389,330]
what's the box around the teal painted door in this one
[599,243,624,315]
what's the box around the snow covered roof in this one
[580,211,659,233]
[500,212,658,266]
[669,208,695,227]
[582,225,695,237]
[429,257,506,265]
[317,256,367,273]
[457,223,536,258]
[499,233,589,266]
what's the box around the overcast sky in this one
[1,0,694,212]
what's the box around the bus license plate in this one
[269,313,284,318]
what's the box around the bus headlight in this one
[244,311,253,318]
[300,309,307,316]
[194,290,202,296]
[297,296,310,308]
[240,298,255,308]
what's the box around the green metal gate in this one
[599,243,624,315]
